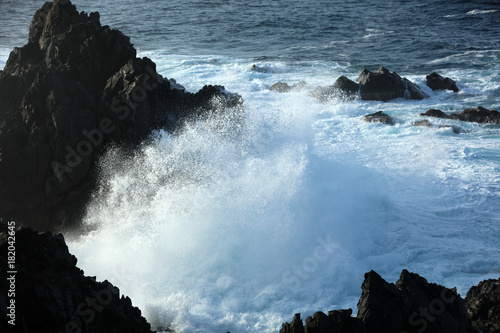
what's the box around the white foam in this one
[467,9,498,15]
[68,54,500,333]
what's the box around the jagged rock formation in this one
[426,72,459,92]
[280,270,481,333]
[0,0,242,231]
[466,278,500,333]
[362,111,394,125]
[420,106,500,124]
[0,227,153,333]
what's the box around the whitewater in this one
[1,1,499,332]
[63,54,499,332]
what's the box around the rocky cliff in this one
[0,0,242,231]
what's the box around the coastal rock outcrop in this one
[0,0,242,231]
[426,72,459,92]
[281,269,479,333]
[466,278,500,333]
[0,227,153,333]
[356,67,429,101]
[420,107,500,124]
[362,111,394,125]
[271,67,429,102]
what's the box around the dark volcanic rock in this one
[426,72,459,92]
[356,67,429,101]
[466,278,500,333]
[0,0,242,230]
[421,107,500,124]
[0,227,153,333]
[359,270,474,333]
[280,269,476,333]
[333,76,359,99]
[451,106,500,124]
[420,109,451,119]
[362,111,394,125]
[280,313,305,333]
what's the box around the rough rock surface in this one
[0,0,242,231]
[466,278,500,333]
[281,269,479,333]
[426,72,459,92]
[421,106,500,124]
[362,111,394,125]
[356,67,428,101]
[0,227,153,333]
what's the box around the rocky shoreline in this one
[0,0,242,231]
[1,227,499,332]
[0,1,498,333]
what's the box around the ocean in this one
[1,1,500,332]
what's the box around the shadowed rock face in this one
[426,72,459,92]
[421,106,500,124]
[270,67,429,102]
[0,227,153,333]
[281,270,481,333]
[356,67,428,101]
[362,111,394,125]
[466,278,500,333]
[0,0,242,231]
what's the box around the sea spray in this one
[67,55,500,333]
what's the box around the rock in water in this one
[466,278,500,333]
[0,0,242,231]
[0,227,153,333]
[451,106,500,124]
[420,109,451,119]
[333,75,360,100]
[413,119,434,127]
[363,111,394,125]
[356,67,429,101]
[426,72,459,92]
[420,107,500,124]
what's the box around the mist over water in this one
[1,0,500,332]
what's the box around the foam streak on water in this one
[68,54,500,333]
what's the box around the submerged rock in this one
[356,66,429,101]
[414,119,434,127]
[0,0,242,231]
[363,111,394,125]
[413,119,462,134]
[0,227,153,333]
[426,72,459,92]
[270,81,309,93]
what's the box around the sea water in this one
[1,1,499,332]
